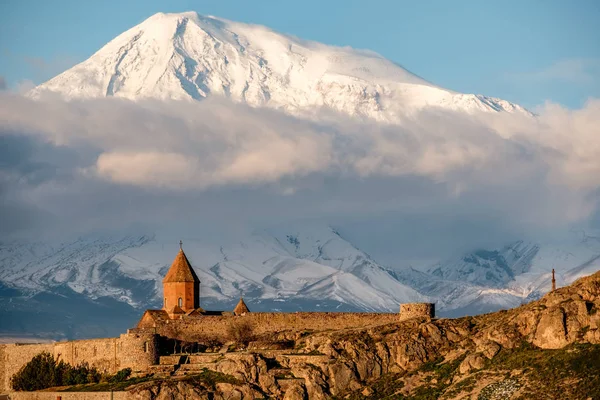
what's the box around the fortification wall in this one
[0,343,54,393]
[119,331,159,371]
[9,391,129,399]
[147,312,400,340]
[53,338,118,373]
[399,303,435,320]
[0,332,158,393]
[0,346,5,394]
[1,310,419,392]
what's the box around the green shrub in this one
[11,352,101,391]
[108,368,132,383]
[11,352,61,391]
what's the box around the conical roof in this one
[163,248,200,283]
[233,297,250,315]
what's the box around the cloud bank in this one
[1,94,599,264]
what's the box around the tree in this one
[11,352,101,391]
[11,352,59,391]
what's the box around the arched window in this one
[178,297,183,307]
[164,298,167,307]
[144,342,149,353]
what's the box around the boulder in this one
[459,353,486,374]
[533,307,569,349]
[283,383,308,400]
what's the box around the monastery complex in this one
[0,244,435,392]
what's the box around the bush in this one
[11,352,61,391]
[11,352,101,391]
[108,368,132,383]
[226,320,255,345]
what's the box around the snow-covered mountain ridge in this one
[30,12,530,121]
[0,227,428,313]
[2,225,600,321]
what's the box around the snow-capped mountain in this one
[29,12,529,121]
[0,226,427,313]
[428,241,540,288]
[2,223,600,339]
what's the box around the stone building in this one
[162,241,202,318]
[1,243,437,392]
[399,303,435,320]
[137,243,235,327]
[233,297,250,315]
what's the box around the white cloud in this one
[1,93,600,260]
[15,80,36,94]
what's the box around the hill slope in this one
[32,270,600,399]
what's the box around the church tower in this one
[163,241,200,316]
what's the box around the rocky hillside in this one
[92,270,600,399]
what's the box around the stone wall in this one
[0,343,54,393]
[8,392,128,399]
[118,331,159,372]
[142,312,400,340]
[399,303,435,320]
[53,338,118,373]
[0,346,5,395]
[0,332,158,393]
[1,311,407,392]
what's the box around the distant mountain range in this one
[2,224,600,339]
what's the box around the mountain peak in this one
[29,11,530,120]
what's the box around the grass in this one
[444,375,478,398]
[339,354,466,400]
[181,368,242,390]
[408,356,466,400]
[489,342,600,399]
[338,372,406,400]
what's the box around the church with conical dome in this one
[162,241,202,317]
[137,242,250,326]
[135,241,429,337]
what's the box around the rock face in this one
[127,271,600,399]
[459,353,486,374]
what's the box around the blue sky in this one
[0,0,598,108]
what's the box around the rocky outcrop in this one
[129,271,600,399]
[459,353,485,374]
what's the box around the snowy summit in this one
[30,12,529,121]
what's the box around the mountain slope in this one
[29,12,529,121]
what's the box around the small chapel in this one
[137,242,250,325]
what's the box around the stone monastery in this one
[0,244,435,392]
